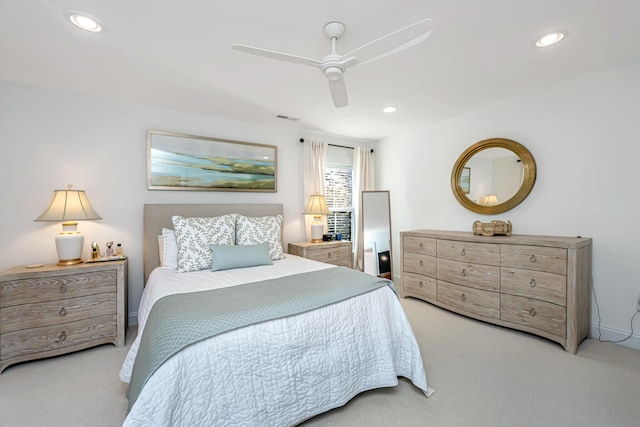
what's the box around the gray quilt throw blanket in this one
[126,266,396,411]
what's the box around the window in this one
[324,164,353,241]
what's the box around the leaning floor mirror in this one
[361,190,392,279]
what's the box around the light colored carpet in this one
[0,297,638,426]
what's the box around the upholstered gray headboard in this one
[143,203,284,284]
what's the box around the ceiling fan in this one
[232,18,433,108]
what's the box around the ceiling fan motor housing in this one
[323,66,343,81]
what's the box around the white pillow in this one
[159,228,179,269]
[172,214,237,272]
[235,214,284,260]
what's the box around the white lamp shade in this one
[482,194,499,206]
[34,188,102,222]
[302,194,331,216]
[34,186,101,265]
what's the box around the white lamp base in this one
[310,223,324,243]
[55,222,84,266]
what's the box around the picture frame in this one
[147,130,277,192]
[460,167,470,194]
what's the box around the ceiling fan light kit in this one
[232,18,433,108]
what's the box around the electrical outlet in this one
[637,293,640,312]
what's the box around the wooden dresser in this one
[288,241,352,267]
[400,230,591,354]
[0,259,127,372]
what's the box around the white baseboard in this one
[591,323,640,350]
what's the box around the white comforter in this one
[120,255,431,426]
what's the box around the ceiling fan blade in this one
[341,18,433,66]
[232,44,323,68]
[328,76,348,108]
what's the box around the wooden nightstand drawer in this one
[1,315,117,360]
[0,293,116,333]
[288,241,352,267]
[305,245,350,264]
[0,270,116,308]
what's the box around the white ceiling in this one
[2,0,640,141]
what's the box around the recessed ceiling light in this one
[66,11,103,32]
[382,105,398,114]
[535,31,566,47]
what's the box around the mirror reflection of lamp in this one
[302,194,330,243]
[34,184,102,265]
[481,194,499,206]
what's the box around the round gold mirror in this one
[451,138,536,214]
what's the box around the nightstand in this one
[288,241,352,267]
[0,259,127,373]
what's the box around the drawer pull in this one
[418,243,424,249]
[461,248,466,256]
[327,252,332,258]
[418,281,424,288]
[529,308,536,316]
[460,293,466,301]
[59,284,67,293]
[529,279,536,288]
[419,260,424,266]
[460,269,466,276]
[529,254,537,263]
[57,331,67,342]
[59,307,67,317]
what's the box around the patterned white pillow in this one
[172,214,237,272]
[235,215,284,260]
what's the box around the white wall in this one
[377,59,640,349]
[0,81,373,323]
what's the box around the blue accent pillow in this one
[210,242,273,271]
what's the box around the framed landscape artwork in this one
[147,130,277,192]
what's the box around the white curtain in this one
[352,146,375,270]
[303,140,327,240]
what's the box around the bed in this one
[120,203,431,426]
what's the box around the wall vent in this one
[276,115,300,121]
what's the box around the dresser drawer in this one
[501,268,567,306]
[501,245,567,275]
[403,236,436,256]
[1,270,117,308]
[0,293,116,334]
[403,273,436,300]
[437,258,500,291]
[437,281,500,320]
[403,253,436,277]
[1,314,117,360]
[501,294,566,338]
[437,240,500,265]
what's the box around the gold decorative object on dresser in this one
[400,230,592,354]
[288,241,352,267]
[0,259,127,372]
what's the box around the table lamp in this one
[303,194,330,243]
[34,185,102,265]
[481,194,499,206]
